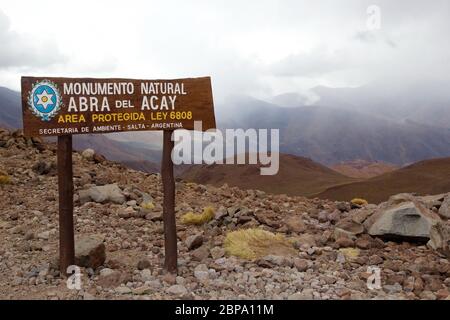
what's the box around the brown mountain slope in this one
[331,160,399,179]
[316,157,450,203]
[179,153,357,197]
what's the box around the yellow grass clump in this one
[0,175,11,185]
[140,201,155,210]
[224,228,296,260]
[351,198,368,206]
[181,206,215,225]
[339,248,360,260]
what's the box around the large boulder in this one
[438,196,450,219]
[79,184,126,204]
[367,201,440,241]
[428,222,450,258]
[75,235,106,269]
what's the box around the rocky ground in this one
[0,127,449,300]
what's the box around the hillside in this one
[331,160,399,179]
[1,127,450,300]
[317,157,450,203]
[219,95,450,166]
[179,153,357,197]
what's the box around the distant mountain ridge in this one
[331,160,399,179]
[316,157,450,203]
[179,153,358,197]
[219,95,450,166]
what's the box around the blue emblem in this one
[27,80,62,121]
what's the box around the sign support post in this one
[161,130,177,274]
[57,134,75,275]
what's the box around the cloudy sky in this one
[0,0,449,103]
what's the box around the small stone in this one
[191,246,209,262]
[419,291,437,300]
[368,255,384,265]
[37,231,50,240]
[436,288,450,300]
[355,238,371,249]
[336,237,355,248]
[166,284,188,296]
[75,234,106,269]
[141,269,153,282]
[132,286,152,295]
[24,232,35,240]
[210,247,225,259]
[115,286,132,294]
[293,258,309,272]
[162,273,177,285]
[285,217,306,233]
[99,268,115,277]
[81,148,95,161]
[137,259,151,270]
[185,233,203,251]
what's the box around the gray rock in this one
[185,233,203,251]
[427,221,450,258]
[438,196,450,219]
[75,234,106,269]
[137,259,151,270]
[115,285,132,294]
[81,148,95,161]
[79,184,126,205]
[260,255,293,267]
[368,201,440,240]
[166,284,188,296]
[285,217,306,233]
[210,247,225,259]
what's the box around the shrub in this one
[224,228,296,260]
[0,175,11,185]
[351,198,368,206]
[140,201,155,210]
[181,206,215,225]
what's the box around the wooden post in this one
[57,135,75,276]
[161,130,177,274]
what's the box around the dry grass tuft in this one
[351,198,368,206]
[0,175,11,185]
[140,201,155,210]
[181,206,215,225]
[224,228,296,260]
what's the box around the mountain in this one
[219,95,450,166]
[0,86,161,173]
[179,153,357,197]
[0,87,22,129]
[316,157,450,203]
[331,160,399,179]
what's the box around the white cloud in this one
[0,0,449,101]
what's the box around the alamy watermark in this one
[172,121,280,175]
[367,5,381,31]
[66,265,82,290]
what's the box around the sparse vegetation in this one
[224,228,295,260]
[140,201,155,210]
[351,198,368,206]
[181,206,215,225]
[0,174,11,185]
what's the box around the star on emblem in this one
[36,89,54,111]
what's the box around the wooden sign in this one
[20,75,216,276]
[21,76,215,137]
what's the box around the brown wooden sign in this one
[21,75,216,276]
[21,76,216,137]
